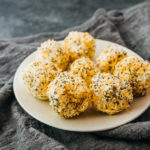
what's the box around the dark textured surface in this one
[0,0,143,39]
[0,2,150,150]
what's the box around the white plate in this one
[13,39,150,132]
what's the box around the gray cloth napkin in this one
[0,2,150,150]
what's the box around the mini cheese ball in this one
[90,73,133,115]
[64,31,95,61]
[23,61,61,100]
[37,40,69,70]
[69,57,98,85]
[114,56,150,96]
[47,72,91,118]
[96,45,127,73]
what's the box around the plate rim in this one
[13,39,150,132]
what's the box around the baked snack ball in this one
[96,45,127,73]
[64,31,95,61]
[23,61,61,100]
[37,40,69,70]
[69,57,98,85]
[114,56,150,96]
[47,72,91,118]
[90,73,133,115]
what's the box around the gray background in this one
[0,0,143,39]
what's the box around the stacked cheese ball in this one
[114,56,150,96]
[96,45,127,73]
[69,57,98,85]
[23,61,61,100]
[23,31,150,118]
[37,40,70,70]
[23,31,96,118]
[93,45,150,114]
[47,72,91,118]
[90,73,133,115]
[64,31,95,61]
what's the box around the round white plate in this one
[13,39,150,132]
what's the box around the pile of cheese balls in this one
[23,31,150,118]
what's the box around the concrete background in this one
[0,0,143,39]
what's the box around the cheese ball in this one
[96,45,127,73]
[90,73,133,115]
[47,72,91,118]
[37,40,70,70]
[23,61,61,100]
[114,56,150,96]
[69,57,98,85]
[64,31,95,61]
